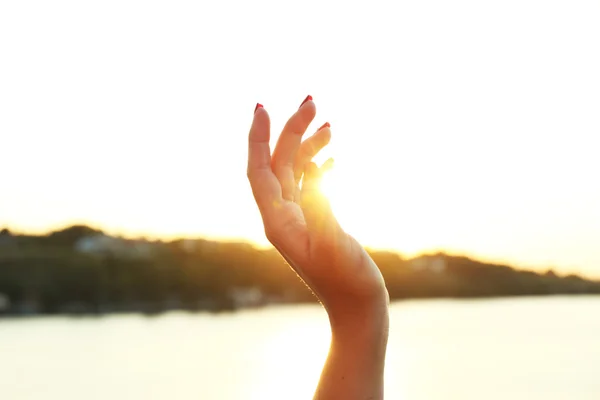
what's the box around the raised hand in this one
[246,96,389,325]
[247,96,389,400]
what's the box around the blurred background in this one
[1,0,599,399]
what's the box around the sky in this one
[1,0,599,278]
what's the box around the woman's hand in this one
[247,96,389,400]
[246,96,389,327]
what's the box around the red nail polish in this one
[318,122,330,131]
[254,103,263,114]
[299,95,312,108]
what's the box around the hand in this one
[246,96,389,324]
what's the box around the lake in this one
[1,296,599,399]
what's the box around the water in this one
[1,296,599,399]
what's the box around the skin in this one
[246,97,390,400]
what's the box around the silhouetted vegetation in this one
[0,225,598,316]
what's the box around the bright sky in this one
[1,0,599,278]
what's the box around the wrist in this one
[328,300,389,347]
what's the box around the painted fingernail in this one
[254,103,263,114]
[318,122,330,131]
[299,95,312,108]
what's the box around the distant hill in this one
[0,225,598,316]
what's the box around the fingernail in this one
[299,95,312,108]
[318,122,330,131]
[254,103,263,114]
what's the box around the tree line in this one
[0,225,598,315]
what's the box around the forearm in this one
[313,306,389,400]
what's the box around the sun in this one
[314,162,429,255]
[318,168,339,204]
[316,166,360,231]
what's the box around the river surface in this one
[1,296,599,399]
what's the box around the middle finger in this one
[271,95,317,201]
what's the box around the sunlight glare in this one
[318,168,337,203]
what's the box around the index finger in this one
[247,105,282,213]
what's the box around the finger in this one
[300,162,342,242]
[321,157,334,173]
[247,105,282,214]
[271,96,317,201]
[293,143,333,203]
[294,122,331,184]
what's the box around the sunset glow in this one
[1,0,599,278]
